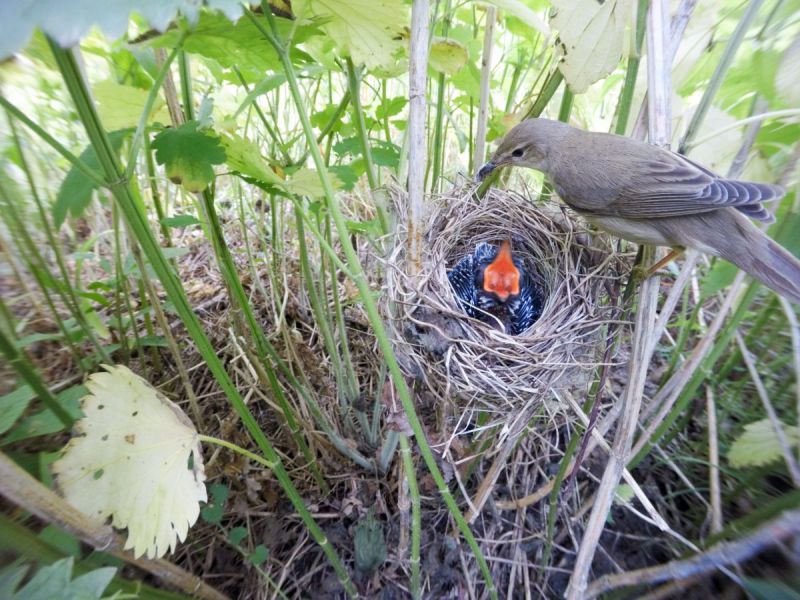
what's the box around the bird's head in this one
[482,241,520,303]
[476,118,568,181]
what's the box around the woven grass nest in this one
[385,180,626,411]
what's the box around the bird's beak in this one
[475,161,497,182]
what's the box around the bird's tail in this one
[716,213,800,304]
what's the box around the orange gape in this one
[483,241,520,301]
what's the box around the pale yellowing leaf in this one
[92,80,170,131]
[219,133,286,187]
[293,0,407,71]
[728,418,800,469]
[288,168,342,197]
[52,365,206,559]
[429,38,468,75]
[551,0,633,94]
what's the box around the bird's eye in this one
[511,148,524,158]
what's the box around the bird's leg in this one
[646,248,684,277]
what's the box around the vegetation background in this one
[0,0,799,598]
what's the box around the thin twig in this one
[585,510,800,598]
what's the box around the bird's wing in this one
[447,254,478,317]
[605,153,782,221]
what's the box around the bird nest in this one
[384,181,626,412]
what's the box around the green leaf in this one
[201,483,229,525]
[294,0,408,71]
[53,129,130,228]
[743,578,800,600]
[6,557,116,600]
[0,385,34,436]
[234,74,287,119]
[354,509,386,575]
[152,121,226,192]
[92,79,169,130]
[160,214,202,228]
[228,526,248,546]
[287,167,342,197]
[2,386,85,445]
[375,96,407,120]
[147,12,297,77]
[328,165,358,191]
[701,260,738,298]
[550,0,633,94]
[429,38,469,75]
[136,335,168,348]
[219,133,285,187]
[728,419,800,469]
[0,0,245,61]
[248,544,269,566]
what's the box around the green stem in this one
[250,7,497,597]
[345,58,390,234]
[49,40,355,597]
[399,435,421,600]
[615,0,649,135]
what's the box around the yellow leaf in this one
[92,80,170,131]
[429,38,469,75]
[53,365,206,559]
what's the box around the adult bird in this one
[476,118,800,304]
[448,240,541,335]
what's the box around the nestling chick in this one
[477,118,800,304]
[448,241,541,335]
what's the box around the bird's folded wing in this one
[604,155,782,221]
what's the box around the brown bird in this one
[477,118,800,304]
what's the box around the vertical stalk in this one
[345,59,390,234]
[473,6,497,174]
[614,0,649,135]
[429,0,452,192]
[408,0,430,277]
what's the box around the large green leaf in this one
[3,558,116,600]
[293,0,408,71]
[0,1,244,61]
[92,79,170,130]
[152,121,226,192]
[53,129,130,228]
